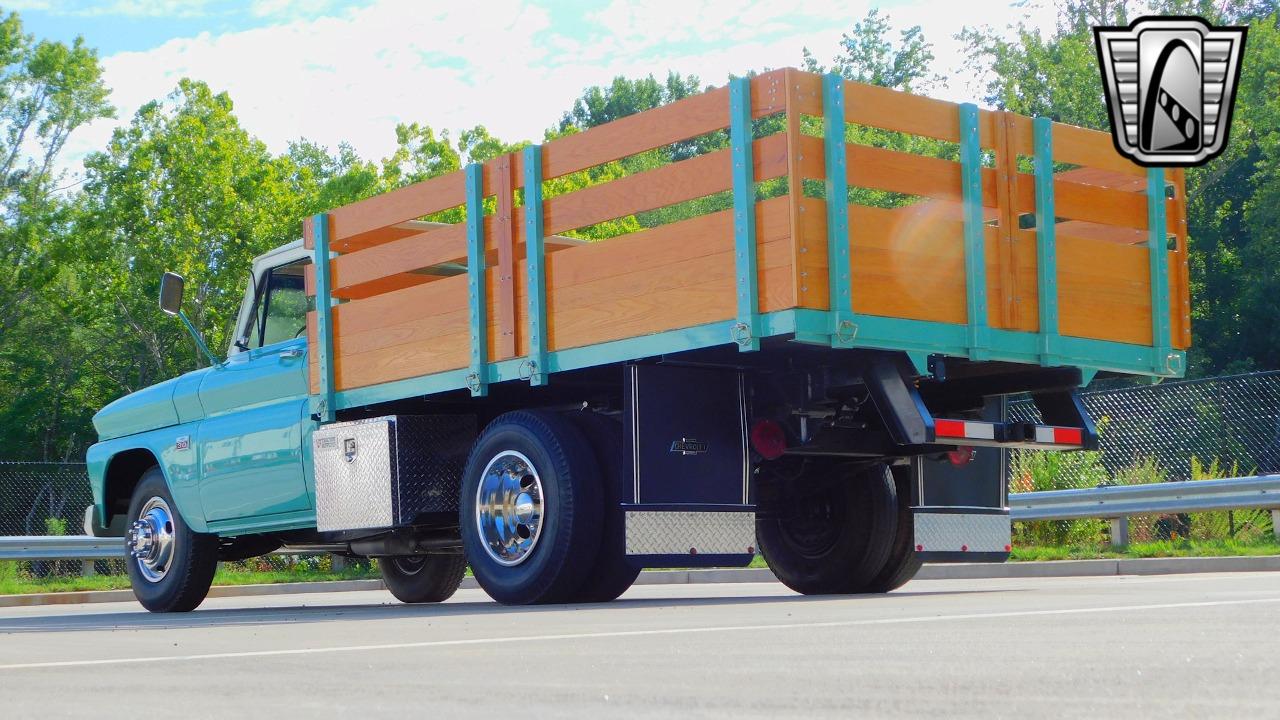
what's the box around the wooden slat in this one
[843,80,995,148]
[542,132,789,236]
[542,85,730,181]
[845,143,999,207]
[1057,231,1152,345]
[783,68,809,309]
[493,153,518,359]
[750,68,788,118]
[993,110,1019,328]
[1052,122,1145,177]
[329,170,467,244]
[1169,167,1190,348]
[1011,171,1149,230]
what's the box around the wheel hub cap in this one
[475,451,545,566]
[126,497,176,583]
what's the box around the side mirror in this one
[159,272,185,316]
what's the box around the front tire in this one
[380,554,468,603]
[756,461,898,595]
[460,410,602,605]
[124,467,219,613]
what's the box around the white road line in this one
[2,595,1278,671]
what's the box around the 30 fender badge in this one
[175,435,191,451]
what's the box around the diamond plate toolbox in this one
[312,415,475,532]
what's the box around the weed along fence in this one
[1009,371,1280,546]
[302,68,1188,420]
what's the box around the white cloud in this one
[58,0,1061,180]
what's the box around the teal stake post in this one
[822,73,856,347]
[958,103,989,360]
[523,144,549,386]
[311,213,336,422]
[1032,116,1061,366]
[464,163,488,397]
[1147,167,1171,374]
[728,76,760,352]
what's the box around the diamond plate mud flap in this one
[913,508,1011,563]
[623,506,756,568]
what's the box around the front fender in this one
[86,421,208,534]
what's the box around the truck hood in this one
[93,371,203,441]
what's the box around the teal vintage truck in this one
[86,70,1188,612]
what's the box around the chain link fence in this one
[1009,370,1280,547]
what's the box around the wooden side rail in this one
[303,67,1189,408]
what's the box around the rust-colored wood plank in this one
[783,68,809,309]
[843,81,995,147]
[542,133,789,236]
[1169,167,1190,349]
[993,110,1019,328]
[1011,171,1149,230]
[844,143,999,207]
[1057,231,1152,345]
[750,68,788,118]
[1053,122,1145,177]
[302,215,315,251]
[542,86,730,180]
[493,153,518,359]
[329,170,467,244]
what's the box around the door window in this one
[250,259,309,348]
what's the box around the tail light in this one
[749,418,787,460]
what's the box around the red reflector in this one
[961,545,968,552]
[1054,427,1083,445]
[935,419,965,438]
[947,446,975,467]
[1004,545,1012,552]
[915,544,924,552]
[750,419,787,460]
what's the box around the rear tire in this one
[863,464,923,592]
[124,467,218,613]
[756,461,898,595]
[379,554,468,603]
[460,410,602,605]
[564,411,640,603]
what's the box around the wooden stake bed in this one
[303,68,1189,416]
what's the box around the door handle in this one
[279,348,304,361]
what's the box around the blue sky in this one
[18,0,1060,177]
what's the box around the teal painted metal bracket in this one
[523,144,549,386]
[957,103,989,361]
[822,72,857,348]
[311,212,336,423]
[1147,167,1174,376]
[464,163,488,397]
[728,76,760,352]
[1032,116,1062,366]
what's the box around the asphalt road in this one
[0,572,1278,718]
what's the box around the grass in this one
[1009,537,1280,562]
[0,561,379,596]
[2,538,1278,595]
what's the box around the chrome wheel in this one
[475,450,545,566]
[126,496,176,583]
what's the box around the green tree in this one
[803,7,940,92]
[0,12,111,461]
[72,79,297,390]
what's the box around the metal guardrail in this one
[0,536,123,562]
[2,475,1277,562]
[1010,474,1280,545]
